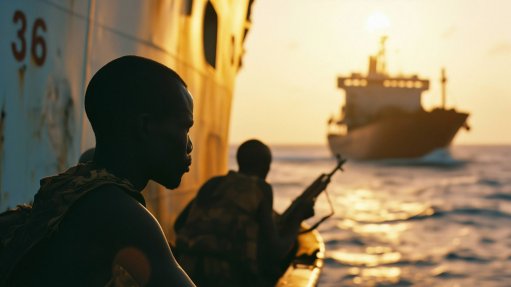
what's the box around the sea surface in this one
[229,145,511,287]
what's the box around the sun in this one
[366,11,391,33]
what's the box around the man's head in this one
[236,139,272,179]
[85,56,193,189]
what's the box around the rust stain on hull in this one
[43,77,75,172]
[18,64,26,97]
[0,103,5,203]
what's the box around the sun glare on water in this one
[366,11,391,33]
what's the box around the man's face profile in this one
[146,83,194,189]
[84,56,194,190]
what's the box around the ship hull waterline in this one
[328,109,469,160]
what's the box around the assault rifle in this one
[280,155,347,233]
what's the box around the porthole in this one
[182,0,193,15]
[203,1,218,68]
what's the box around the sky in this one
[229,0,511,145]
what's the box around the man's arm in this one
[60,185,196,287]
[257,183,313,263]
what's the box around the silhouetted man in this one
[174,139,324,287]
[1,56,195,286]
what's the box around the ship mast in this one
[441,68,447,109]
[377,36,388,75]
[368,35,388,77]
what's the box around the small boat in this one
[276,228,324,286]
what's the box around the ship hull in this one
[328,109,469,160]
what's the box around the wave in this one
[323,257,354,267]
[480,237,496,244]
[438,207,511,219]
[330,271,414,287]
[433,270,467,279]
[477,178,502,187]
[324,237,366,247]
[272,155,334,163]
[370,148,468,168]
[485,193,511,200]
[391,258,436,267]
[445,250,491,263]
[340,207,438,224]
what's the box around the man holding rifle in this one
[174,139,343,287]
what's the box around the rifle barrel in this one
[326,156,346,179]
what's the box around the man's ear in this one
[135,113,153,141]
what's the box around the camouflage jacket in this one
[175,171,272,287]
[0,163,143,286]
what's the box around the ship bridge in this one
[336,37,430,129]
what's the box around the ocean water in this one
[229,145,511,287]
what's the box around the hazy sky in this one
[229,0,511,145]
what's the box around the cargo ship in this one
[327,37,470,160]
[0,1,322,285]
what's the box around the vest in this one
[0,163,143,286]
[175,171,269,286]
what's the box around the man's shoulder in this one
[62,184,153,235]
[196,175,226,195]
[77,184,143,210]
[225,171,271,189]
[203,175,226,186]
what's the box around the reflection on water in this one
[247,145,511,287]
[330,187,418,286]
[322,181,479,286]
[337,188,435,223]
[338,219,408,243]
[330,249,402,266]
[349,266,401,286]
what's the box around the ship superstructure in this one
[328,37,469,160]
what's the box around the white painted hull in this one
[0,0,253,242]
[0,2,323,285]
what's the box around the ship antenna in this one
[377,35,388,75]
[441,68,447,109]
